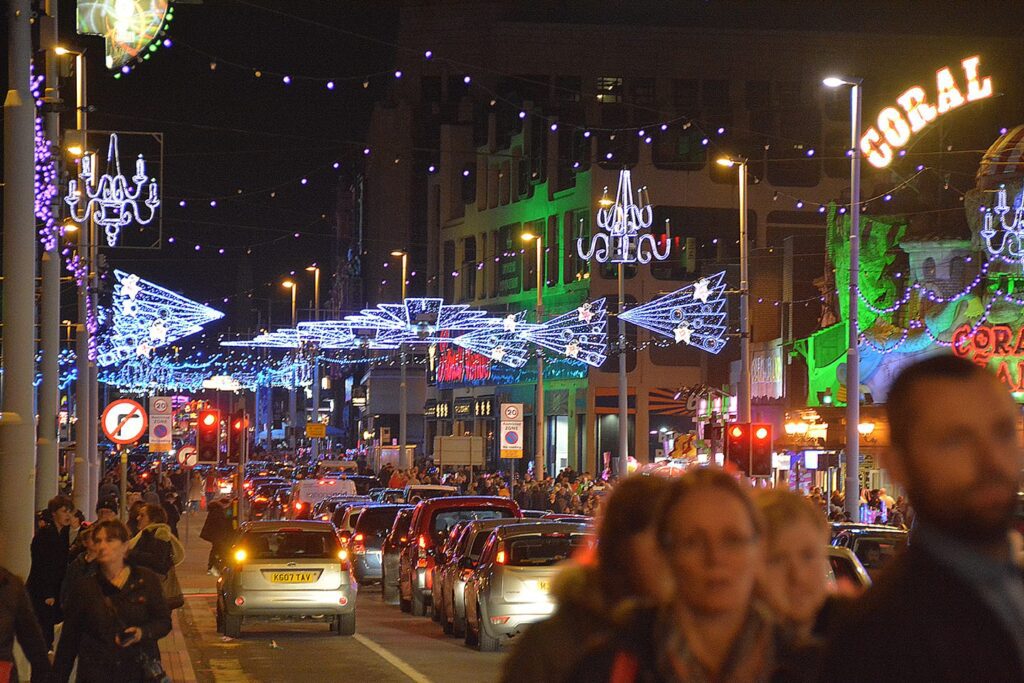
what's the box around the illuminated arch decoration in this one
[77,0,175,73]
[223,297,611,368]
[98,350,312,393]
[65,133,161,247]
[577,169,671,264]
[96,270,224,367]
[619,272,729,354]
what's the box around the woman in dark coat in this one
[26,495,73,649]
[54,519,171,683]
[0,562,52,682]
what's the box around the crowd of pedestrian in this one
[500,354,1024,682]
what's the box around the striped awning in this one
[977,125,1024,190]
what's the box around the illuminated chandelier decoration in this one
[96,270,224,367]
[65,133,160,247]
[577,168,671,264]
[223,297,610,368]
[619,271,729,354]
[980,185,1024,263]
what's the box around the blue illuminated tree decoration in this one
[449,311,530,367]
[619,271,729,354]
[519,298,608,367]
[96,269,225,366]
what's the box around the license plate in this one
[535,580,549,592]
[265,571,320,584]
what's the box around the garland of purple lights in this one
[31,63,99,359]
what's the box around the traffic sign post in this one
[101,398,148,445]
[500,403,524,501]
[149,396,173,452]
[177,445,198,468]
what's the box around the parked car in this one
[430,521,474,623]
[464,522,593,651]
[827,546,872,593]
[351,504,411,584]
[520,510,549,519]
[830,523,908,581]
[369,488,407,503]
[399,496,522,616]
[322,473,378,495]
[437,518,534,638]
[310,495,372,522]
[381,507,416,603]
[249,483,290,520]
[331,501,376,538]
[216,520,356,638]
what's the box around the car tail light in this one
[495,548,506,565]
[400,536,407,543]
[294,502,304,510]
[338,549,349,561]
[461,568,473,580]
[418,535,427,549]
[490,616,510,625]
[417,558,428,568]
[338,596,348,606]
[234,596,245,606]
[233,549,247,563]
[352,534,366,555]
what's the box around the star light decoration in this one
[619,271,729,354]
[223,297,609,368]
[65,133,160,247]
[980,184,1024,263]
[577,168,671,264]
[95,270,224,367]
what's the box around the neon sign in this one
[952,323,1024,391]
[861,55,992,168]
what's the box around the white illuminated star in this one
[565,340,581,358]
[692,278,711,303]
[503,315,517,332]
[577,304,594,323]
[491,346,506,362]
[674,325,692,344]
[120,274,141,299]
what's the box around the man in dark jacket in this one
[0,562,52,681]
[26,495,73,649]
[819,355,1024,682]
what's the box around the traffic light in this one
[750,424,773,476]
[196,409,220,463]
[725,422,750,472]
[227,412,248,464]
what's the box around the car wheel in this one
[381,567,398,604]
[453,612,466,638]
[441,598,453,635]
[223,614,242,639]
[412,590,427,617]
[430,592,441,622]
[478,618,500,653]
[335,612,356,636]
[464,613,479,647]
[399,594,411,612]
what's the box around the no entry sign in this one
[101,398,148,445]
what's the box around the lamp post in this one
[824,75,863,521]
[306,265,321,461]
[391,250,409,469]
[283,279,298,454]
[717,156,751,424]
[521,233,545,481]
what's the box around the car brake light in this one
[354,533,364,542]
[294,502,303,510]
[235,596,245,606]
[233,548,247,563]
[400,536,407,543]
[490,616,510,625]
[418,535,426,549]
[338,549,349,561]
[495,550,506,564]
[417,558,428,568]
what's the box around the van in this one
[289,479,353,519]
[315,460,358,477]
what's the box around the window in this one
[672,79,700,111]
[443,240,456,301]
[596,76,623,104]
[461,236,477,301]
[767,107,821,187]
[421,76,441,103]
[630,77,656,105]
[522,219,544,292]
[745,81,771,111]
[461,163,477,204]
[242,531,340,560]
[702,79,730,115]
[431,508,514,544]
[652,127,707,171]
[556,75,581,103]
[505,533,593,566]
[546,216,559,286]
[497,223,521,297]
[564,209,590,284]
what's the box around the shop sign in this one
[454,397,474,418]
[474,397,494,418]
[952,323,1024,390]
[751,340,784,399]
[861,55,992,168]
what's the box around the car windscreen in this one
[243,530,340,560]
[431,508,513,543]
[469,531,492,560]
[358,507,404,535]
[852,536,905,573]
[506,533,592,566]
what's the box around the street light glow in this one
[282,280,294,289]
[822,76,849,88]
[390,250,406,257]
[521,232,538,242]
[716,158,736,167]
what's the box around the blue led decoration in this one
[619,271,729,354]
[577,169,671,265]
[222,296,609,368]
[95,270,225,367]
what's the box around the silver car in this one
[463,522,593,651]
[216,520,357,637]
[437,518,532,638]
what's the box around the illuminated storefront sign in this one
[861,55,992,168]
[952,323,1024,390]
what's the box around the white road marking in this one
[353,633,433,683]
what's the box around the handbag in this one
[100,587,171,683]
[161,566,185,610]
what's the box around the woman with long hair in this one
[54,519,171,682]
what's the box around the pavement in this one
[169,506,506,682]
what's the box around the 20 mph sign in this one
[101,398,148,445]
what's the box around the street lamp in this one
[390,250,409,468]
[823,74,863,521]
[282,279,298,454]
[305,264,322,460]
[521,231,545,481]
[717,155,751,424]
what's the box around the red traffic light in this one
[201,412,217,427]
[730,425,745,439]
[754,426,769,440]
[233,419,243,431]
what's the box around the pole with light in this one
[391,250,409,469]
[282,279,298,454]
[716,156,751,424]
[521,232,545,481]
[823,75,863,521]
[306,264,322,461]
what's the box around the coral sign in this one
[952,323,1024,391]
[861,56,992,169]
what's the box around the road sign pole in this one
[119,448,127,523]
